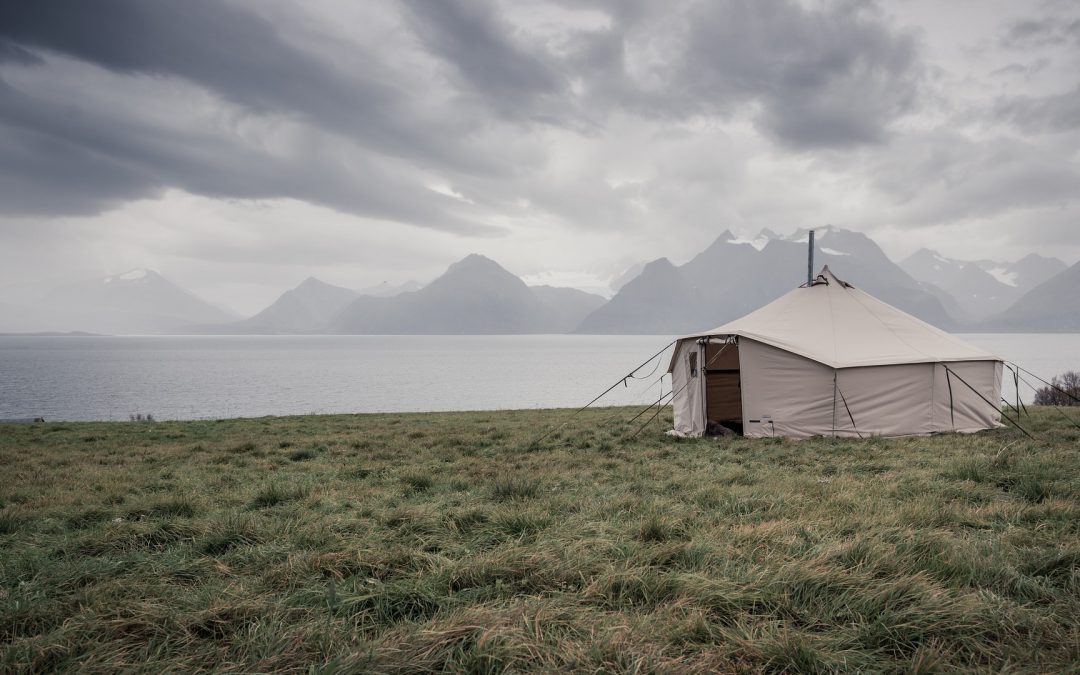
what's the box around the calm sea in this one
[0,334,1075,421]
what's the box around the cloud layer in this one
[0,0,1077,312]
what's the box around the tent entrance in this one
[704,340,742,435]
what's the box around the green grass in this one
[1,407,1079,672]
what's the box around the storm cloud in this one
[0,0,1077,312]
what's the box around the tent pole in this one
[944,365,955,429]
[835,380,863,439]
[700,340,707,430]
[1014,366,1020,417]
[831,371,838,438]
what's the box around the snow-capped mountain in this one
[578,227,957,334]
[0,269,237,334]
[974,254,1067,294]
[986,260,1080,331]
[1,234,1071,336]
[901,250,1068,320]
[900,249,1017,319]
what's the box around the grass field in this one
[1,406,1079,673]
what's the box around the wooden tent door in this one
[704,342,742,426]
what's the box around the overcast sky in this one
[1,0,1078,313]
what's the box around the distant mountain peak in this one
[456,252,496,266]
[440,253,510,277]
[987,259,1080,331]
[25,267,236,333]
[728,231,771,251]
[1015,252,1061,265]
[700,231,737,252]
[331,254,580,334]
[295,276,338,291]
[642,257,675,272]
[428,254,529,295]
[906,248,954,265]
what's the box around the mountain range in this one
[982,260,1080,332]
[0,269,237,334]
[329,255,605,334]
[0,228,1075,334]
[580,228,960,333]
[899,249,1066,320]
[214,277,360,334]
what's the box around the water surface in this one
[0,334,1073,421]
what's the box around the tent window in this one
[689,352,698,378]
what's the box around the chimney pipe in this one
[807,229,815,286]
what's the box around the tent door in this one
[704,341,742,434]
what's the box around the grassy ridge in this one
[1,408,1079,672]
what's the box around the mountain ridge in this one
[0,269,237,335]
[576,227,959,334]
[980,260,1080,332]
[1,234,1075,335]
[329,254,607,334]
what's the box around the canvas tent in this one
[668,267,1002,438]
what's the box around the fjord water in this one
[0,334,1075,421]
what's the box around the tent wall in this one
[739,342,1002,439]
[833,364,933,437]
[931,360,1002,433]
[670,339,706,436]
[740,339,835,438]
[671,336,1002,439]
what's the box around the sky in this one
[0,0,1078,314]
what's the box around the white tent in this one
[667,267,1002,438]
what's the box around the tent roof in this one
[671,267,998,370]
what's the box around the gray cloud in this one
[0,70,498,234]
[1,0,1079,304]
[676,1,921,148]
[0,39,44,66]
[402,0,569,123]
[0,0,517,232]
[996,86,1080,133]
[1000,16,1080,49]
[0,0,469,166]
[401,0,924,146]
[0,77,158,215]
[558,0,922,148]
[0,0,928,224]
